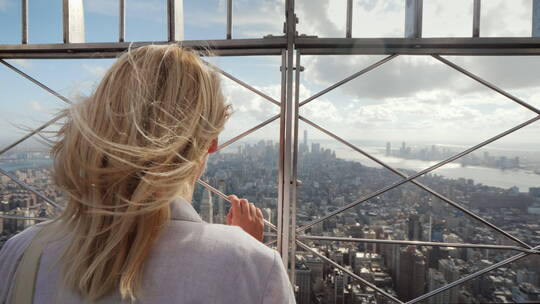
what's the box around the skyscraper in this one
[201,188,213,223]
[397,246,426,301]
[303,129,308,147]
[408,214,422,241]
[334,271,345,304]
[295,257,312,304]
[216,182,226,224]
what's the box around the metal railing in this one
[1,1,540,303]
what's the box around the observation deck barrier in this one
[1,1,540,303]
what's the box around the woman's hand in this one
[226,195,264,242]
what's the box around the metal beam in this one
[21,0,28,44]
[62,0,85,44]
[119,0,125,42]
[534,0,540,37]
[5,38,540,58]
[346,0,353,38]
[405,0,422,38]
[227,0,233,39]
[296,37,540,56]
[473,0,481,37]
[0,39,286,59]
[297,235,540,254]
[277,0,297,277]
[288,50,301,287]
[167,0,184,42]
[0,214,49,221]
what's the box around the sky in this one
[0,0,539,153]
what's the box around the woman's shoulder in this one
[164,220,276,261]
[0,223,46,303]
[0,223,44,258]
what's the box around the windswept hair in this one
[48,45,230,301]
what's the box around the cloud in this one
[183,0,284,38]
[221,79,280,120]
[296,0,540,92]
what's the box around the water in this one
[330,145,540,192]
[0,159,52,171]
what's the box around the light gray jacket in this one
[0,197,296,303]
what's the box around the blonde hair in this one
[48,45,230,301]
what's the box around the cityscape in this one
[1,132,539,303]
[386,142,525,171]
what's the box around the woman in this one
[0,45,296,303]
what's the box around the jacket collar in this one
[170,196,203,223]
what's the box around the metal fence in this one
[1,0,540,303]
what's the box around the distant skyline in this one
[1,0,539,151]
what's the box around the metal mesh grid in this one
[1,1,539,303]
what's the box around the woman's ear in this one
[208,138,218,154]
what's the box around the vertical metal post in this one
[473,0,481,37]
[534,0,540,37]
[21,0,28,44]
[277,48,288,272]
[167,0,184,42]
[289,50,301,288]
[277,0,297,283]
[227,0,233,39]
[119,0,125,42]
[63,0,85,43]
[346,0,353,38]
[405,0,423,38]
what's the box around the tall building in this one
[334,271,345,304]
[397,246,426,301]
[303,129,308,147]
[295,257,312,304]
[200,188,213,223]
[427,268,450,304]
[408,214,422,241]
[305,256,324,284]
[386,142,391,156]
[438,259,460,303]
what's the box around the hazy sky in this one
[0,0,539,153]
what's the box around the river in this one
[330,144,540,192]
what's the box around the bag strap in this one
[11,223,57,304]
